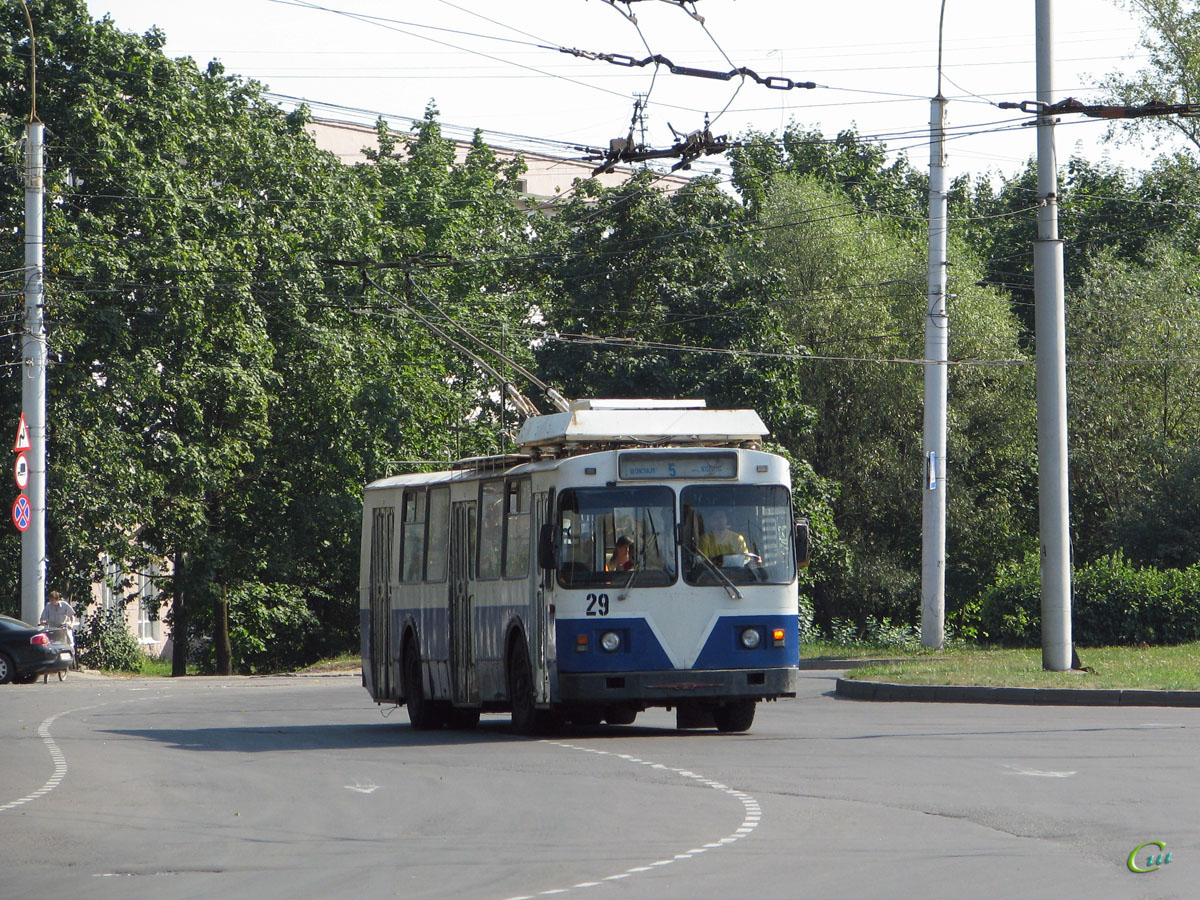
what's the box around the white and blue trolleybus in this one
[359,399,806,733]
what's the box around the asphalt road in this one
[1,669,1195,899]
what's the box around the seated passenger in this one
[606,536,635,571]
[697,509,752,564]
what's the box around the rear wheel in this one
[0,652,14,685]
[713,699,756,733]
[402,639,445,730]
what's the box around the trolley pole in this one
[1034,0,1073,671]
[921,93,948,650]
[21,119,48,626]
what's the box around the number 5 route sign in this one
[12,494,31,532]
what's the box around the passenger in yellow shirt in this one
[697,509,751,564]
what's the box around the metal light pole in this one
[1034,0,1073,671]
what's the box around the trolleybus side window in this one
[557,486,677,589]
[478,479,504,581]
[681,485,796,586]
[425,487,450,583]
[504,478,531,579]
[401,489,426,583]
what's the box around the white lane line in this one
[501,741,762,900]
[1,706,96,813]
[1000,763,1077,778]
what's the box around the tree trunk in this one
[215,584,232,676]
[171,551,188,677]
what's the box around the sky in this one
[81,0,1163,185]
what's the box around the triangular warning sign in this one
[13,413,31,452]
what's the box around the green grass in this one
[842,643,1200,691]
[119,654,359,677]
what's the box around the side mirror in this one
[794,518,811,569]
[538,523,557,571]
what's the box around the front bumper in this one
[557,666,798,704]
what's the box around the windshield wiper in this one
[688,546,743,601]
[617,562,639,603]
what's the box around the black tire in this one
[713,699,756,733]
[402,639,445,730]
[0,652,14,685]
[508,638,551,735]
[604,706,637,726]
[444,706,481,730]
[566,707,604,727]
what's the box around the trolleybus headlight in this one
[740,627,762,650]
[600,631,621,652]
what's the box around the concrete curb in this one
[836,678,1200,707]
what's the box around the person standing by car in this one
[40,590,75,630]
[40,591,76,658]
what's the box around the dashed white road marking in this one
[1001,763,1077,778]
[502,740,761,899]
[1,706,96,813]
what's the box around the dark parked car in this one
[0,614,70,683]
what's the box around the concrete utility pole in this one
[22,119,47,626]
[921,92,948,650]
[1034,0,1073,671]
[921,0,949,650]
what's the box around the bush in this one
[975,551,1200,646]
[211,582,319,674]
[76,602,145,672]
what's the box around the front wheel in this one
[713,699,756,733]
[508,638,551,735]
[402,640,445,730]
[0,652,14,685]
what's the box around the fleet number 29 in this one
[585,593,610,616]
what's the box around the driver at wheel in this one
[698,509,752,564]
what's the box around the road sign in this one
[12,494,30,532]
[14,452,27,490]
[13,413,30,453]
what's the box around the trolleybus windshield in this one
[557,487,677,589]
[681,485,796,586]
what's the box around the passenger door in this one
[530,489,552,703]
[449,500,478,706]
[368,506,394,700]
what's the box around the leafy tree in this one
[734,170,1035,628]
[1067,241,1200,563]
[531,169,841,603]
[1,4,545,671]
[1101,0,1200,153]
[730,124,927,220]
